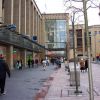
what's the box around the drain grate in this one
[68,89,83,96]
[34,88,40,91]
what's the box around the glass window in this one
[45,19,67,55]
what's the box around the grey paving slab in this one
[44,62,100,100]
[0,64,56,100]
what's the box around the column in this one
[20,0,26,34]
[4,0,13,24]
[34,8,36,35]
[13,0,20,32]
[24,50,27,68]
[0,0,2,23]
[9,46,14,70]
[19,0,21,33]
[29,0,31,35]
[30,2,33,35]
[35,11,38,40]
[26,0,30,35]
[32,6,34,35]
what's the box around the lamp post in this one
[71,12,82,94]
[83,0,94,100]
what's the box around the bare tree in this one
[64,0,100,100]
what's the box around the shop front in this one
[0,45,7,60]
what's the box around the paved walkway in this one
[43,63,100,100]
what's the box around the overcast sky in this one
[35,0,100,26]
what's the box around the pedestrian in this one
[42,59,47,70]
[65,59,69,72]
[46,59,50,66]
[35,59,38,67]
[79,58,85,72]
[85,59,88,72]
[16,60,22,70]
[31,59,34,68]
[28,58,31,68]
[19,60,22,70]
[0,54,10,95]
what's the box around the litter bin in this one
[70,66,80,86]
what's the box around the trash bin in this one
[70,66,80,86]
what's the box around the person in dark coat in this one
[28,58,31,68]
[35,59,38,67]
[85,59,88,72]
[0,54,10,95]
[31,59,34,68]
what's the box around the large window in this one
[76,29,82,48]
[45,19,67,55]
[69,30,73,48]
[45,20,67,48]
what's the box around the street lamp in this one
[71,11,82,94]
[83,1,94,100]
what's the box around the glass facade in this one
[45,19,67,55]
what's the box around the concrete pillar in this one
[0,0,2,22]
[34,8,36,35]
[39,18,42,44]
[29,0,31,35]
[20,0,26,34]
[24,50,27,68]
[4,0,13,24]
[30,2,33,36]
[26,0,30,35]
[25,0,26,34]
[19,0,21,33]
[32,6,34,35]
[11,0,13,24]
[38,17,40,43]
[9,46,14,70]
[35,11,38,39]
[13,0,21,32]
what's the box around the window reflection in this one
[45,19,67,49]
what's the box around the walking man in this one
[0,54,10,95]
[42,59,47,71]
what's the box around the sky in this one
[35,0,100,26]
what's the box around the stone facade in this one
[69,24,100,60]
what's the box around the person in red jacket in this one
[0,54,10,95]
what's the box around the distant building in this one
[42,13,69,58]
[89,25,100,58]
[69,24,100,60]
